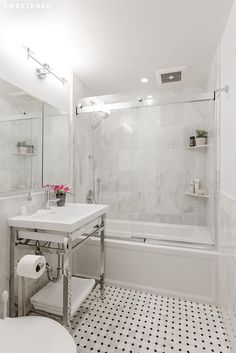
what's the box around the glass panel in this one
[76,97,215,247]
[139,101,215,246]
[43,103,70,186]
[74,112,95,203]
[116,108,143,239]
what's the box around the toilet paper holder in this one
[36,262,45,272]
[17,255,46,317]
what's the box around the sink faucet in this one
[86,190,95,204]
[44,189,58,209]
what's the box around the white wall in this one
[218,1,236,344]
[209,1,236,352]
[220,0,236,199]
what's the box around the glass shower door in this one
[75,97,215,247]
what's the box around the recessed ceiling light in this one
[141,77,149,83]
[168,75,174,80]
[147,95,153,99]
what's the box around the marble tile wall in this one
[80,101,213,226]
[217,193,236,353]
[43,114,70,186]
[74,114,94,203]
[72,73,95,202]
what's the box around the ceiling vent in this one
[155,66,186,85]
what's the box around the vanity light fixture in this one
[26,47,67,86]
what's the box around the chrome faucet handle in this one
[1,291,9,319]
[27,191,32,201]
[44,188,55,209]
[86,189,95,204]
[45,198,59,210]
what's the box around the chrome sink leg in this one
[100,215,105,299]
[18,276,26,317]
[63,237,72,331]
[9,227,16,317]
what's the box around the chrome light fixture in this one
[26,47,67,86]
[36,64,50,80]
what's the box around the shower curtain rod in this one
[76,91,215,115]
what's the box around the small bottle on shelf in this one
[190,180,195,194]
[25,191,35,215]
[189,136,196,147]
[194,179,200,194]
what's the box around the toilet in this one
[0,288,76,353]
[0,259,76,353]
[0,316,76,353]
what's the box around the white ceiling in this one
[0,0,233,96]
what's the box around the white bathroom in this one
[0,1,236,352]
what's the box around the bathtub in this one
[73,219,218,305]
[106,219,214,246]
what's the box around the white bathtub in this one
[106,219,214,246]
[73,219,218,305]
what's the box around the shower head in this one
[92,110,110,129]
[103,112,109,119]
[100,110,110,119]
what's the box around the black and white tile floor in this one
[72,285,231,353]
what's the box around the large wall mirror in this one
[0,77,70,195]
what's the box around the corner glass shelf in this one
[185,144,210,150]
[13,152,37,156]
[184,192,210,199]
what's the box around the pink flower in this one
[53,184,70,194]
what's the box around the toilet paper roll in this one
[17,255,46,279]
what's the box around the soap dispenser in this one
[25,191,34,215]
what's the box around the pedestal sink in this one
[8,203,109,233]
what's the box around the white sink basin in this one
[8,203,109,233]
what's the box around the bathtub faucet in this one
[86,190,95,204]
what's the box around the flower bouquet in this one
[52,185,70,207]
